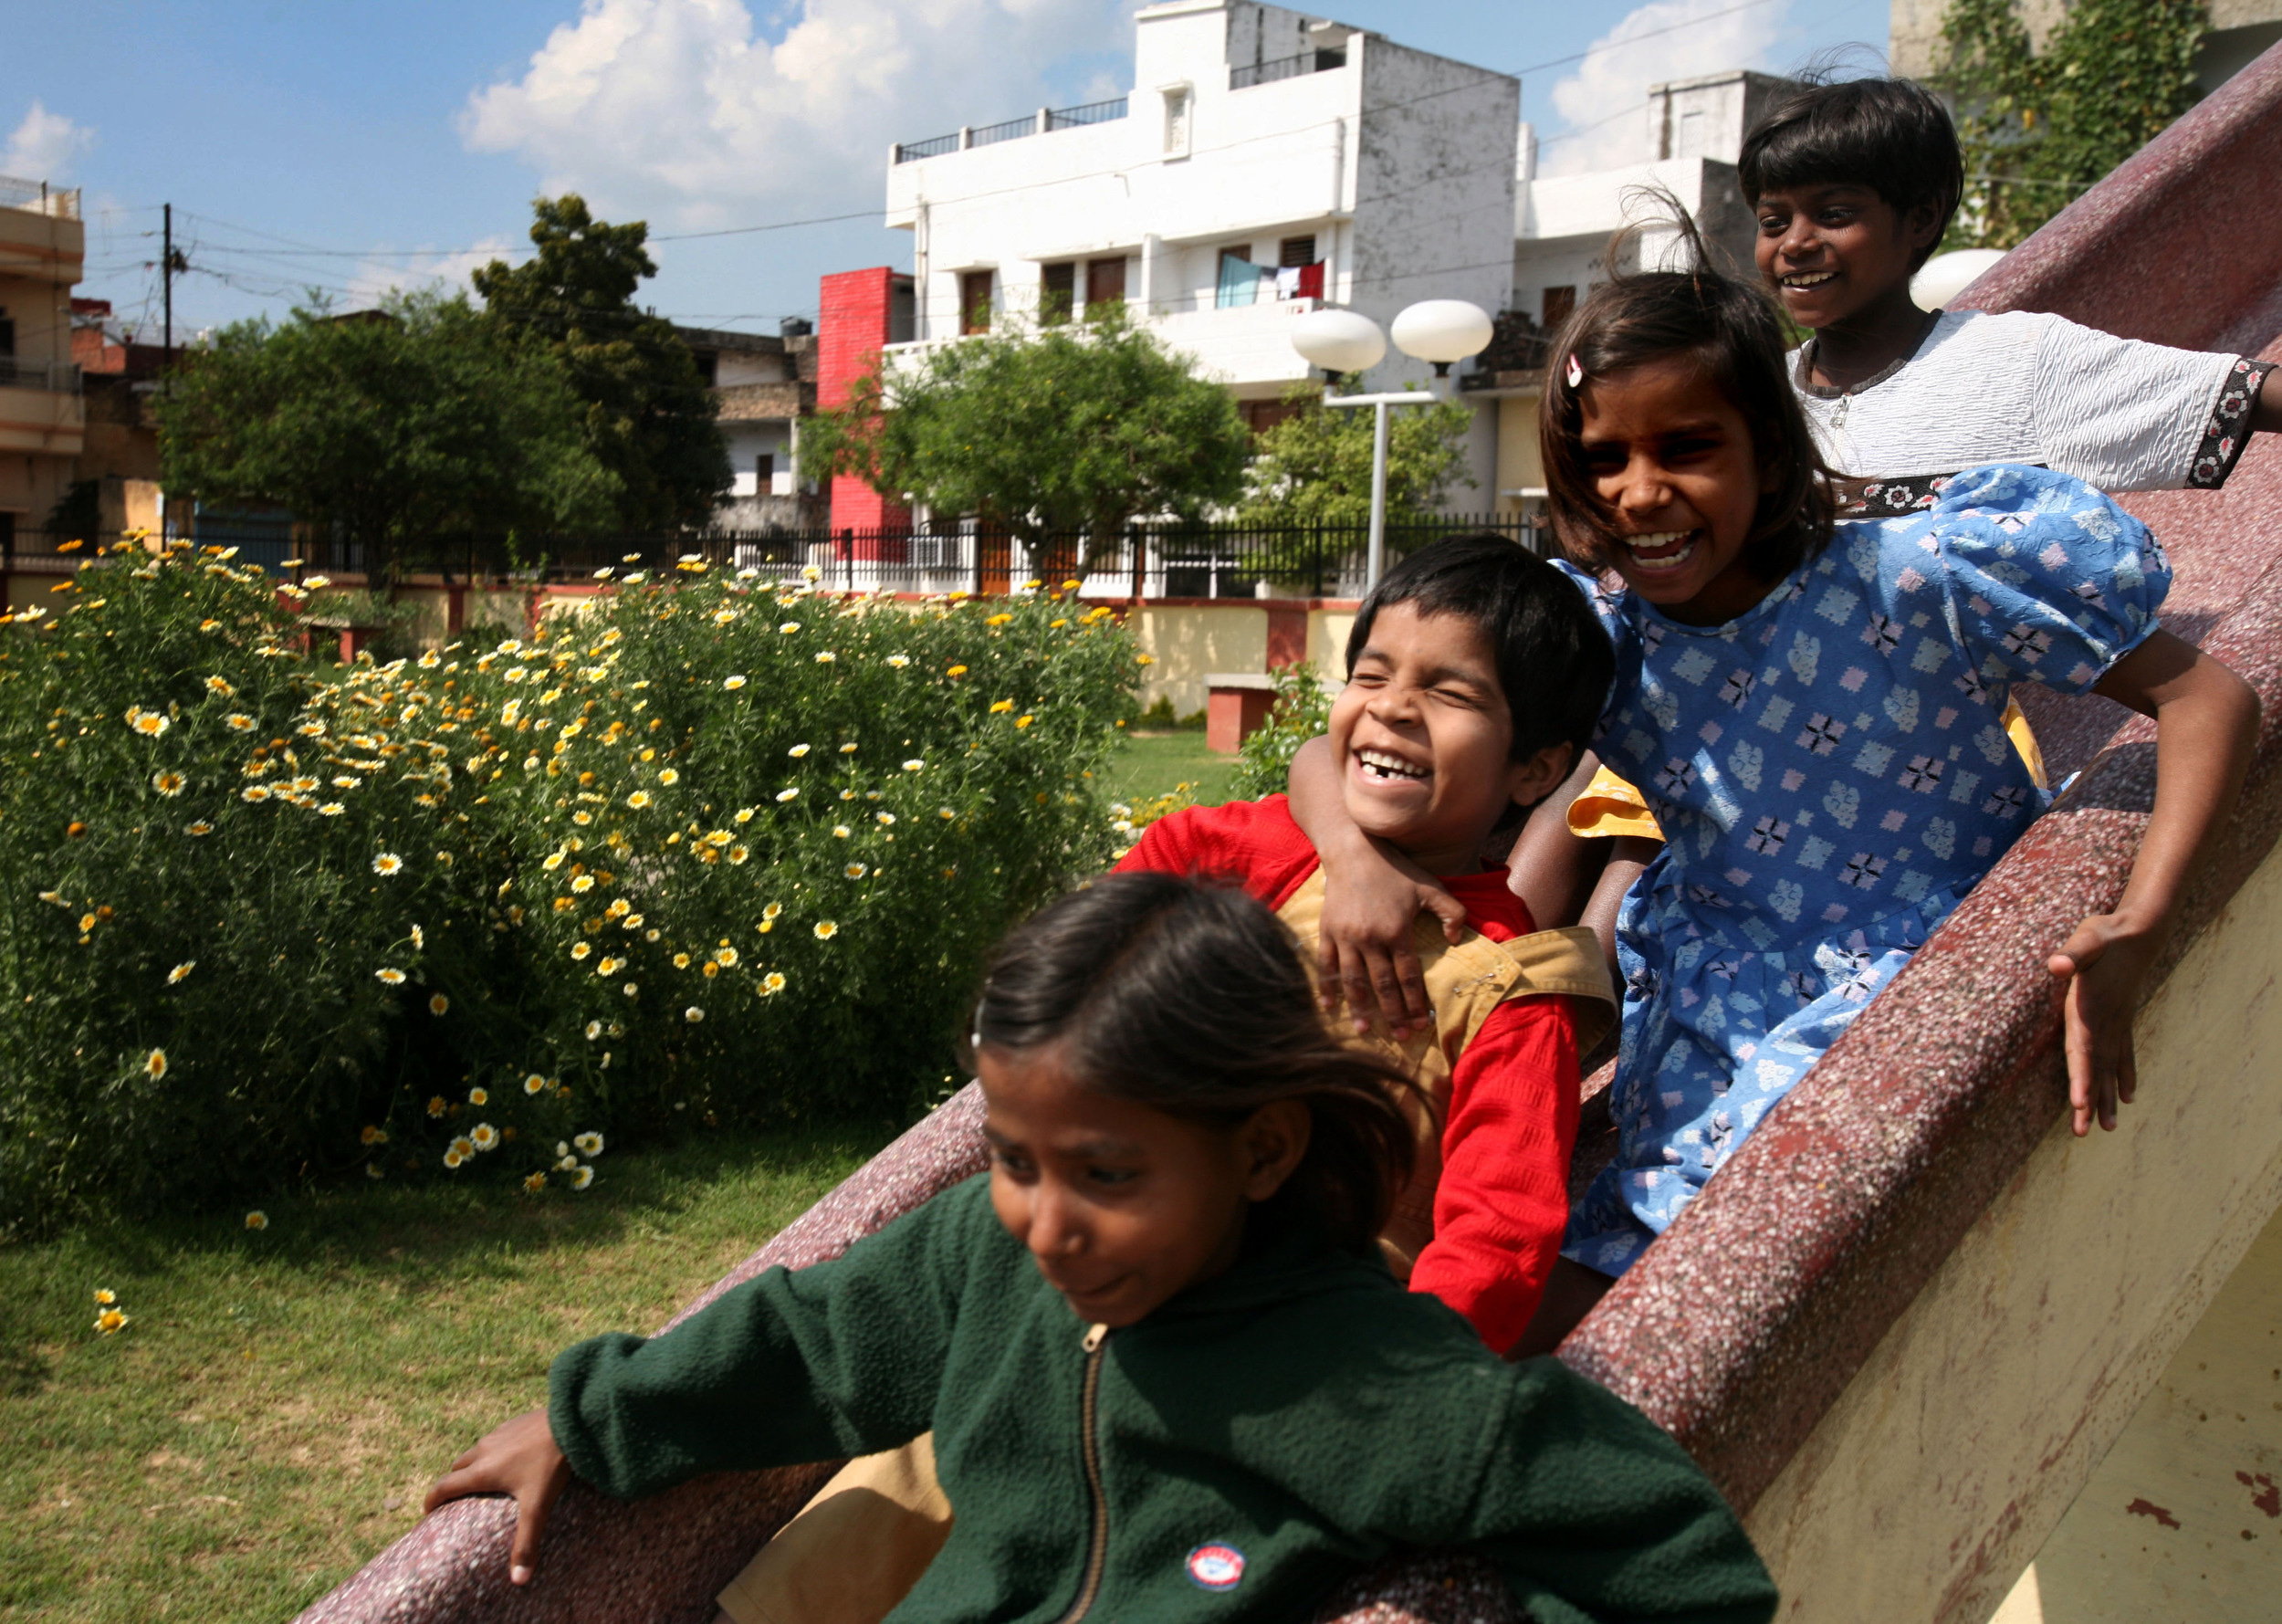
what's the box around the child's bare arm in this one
[2055,630,2259,1134]
[1580,836,1659,979]
[424,1407,572,1585]
[2253,371,2282,435]
[1287,733,1466,1035]
[1502,751,1614,932]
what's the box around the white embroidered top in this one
[1790,309,2254,491]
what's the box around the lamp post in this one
[1291,299,1492,592]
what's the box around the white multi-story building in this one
[882,0,1518,452]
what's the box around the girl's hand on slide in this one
[2046,914,2161,1137]
[423,1407,572,1585]
[1317,835,1467,1039]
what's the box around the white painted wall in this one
[724,424,795,498]
[883,1,1516,406]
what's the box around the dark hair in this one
[1738,77,1965,271]
[969,872,1418,1256]
[1345,534,1613,772]
[1539,211,1835,584]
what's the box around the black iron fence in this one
[3,512,1548,602]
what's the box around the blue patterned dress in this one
[1558,466,2171,1276]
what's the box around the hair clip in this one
[1565,352,1585,388]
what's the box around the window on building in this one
[1542,285,1576,329]
[960,269,995,335]
[1041,261,1075,325]
[692,350,718,386]
[1216,248,1263,309]
[1238,398,1305,438]
[1162,86,1191,156]
[755,454,774,488]
[1085,257,1126,310]
[1278,236,1316,268]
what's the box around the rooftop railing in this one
[893,96,1129,163]
[0,173,79,218]
[1230,47,1346,90]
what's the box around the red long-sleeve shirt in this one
[1115,795,1580,1353]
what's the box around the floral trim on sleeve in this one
[1833,473,1955,519]
[2187,358,2276,488]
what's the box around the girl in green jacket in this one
[428,873,1777,1624]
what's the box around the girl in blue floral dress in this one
[1533,262,2258,1280]
[1292,250,2257,1314]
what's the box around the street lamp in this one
[1291,299,1492,592]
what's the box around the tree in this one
[800,307,1251,563]
[155,290,619,577]
[1940,0,2206,249]
[1237,380,1476,528]
[474,195,730,531]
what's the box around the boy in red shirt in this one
[1115,534,1617,1352]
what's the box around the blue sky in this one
[3,0,1891,341]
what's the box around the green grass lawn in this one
[0,1125,886,1623]
[1106,728,1242,810]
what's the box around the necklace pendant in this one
[1832,393,1850,428]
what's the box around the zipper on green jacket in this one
[1055,1323,1112,1624]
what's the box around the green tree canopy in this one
[1236,380,1476,528]
[1940,0,2206,249]
[474,194,731,530]
[800,307,1251,556]
[154,290,620,576]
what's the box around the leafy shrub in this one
[0,547,1138,1231]
[0,548,454,1229]
[1231,663,1335,801]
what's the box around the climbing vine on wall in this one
[1939,0,2208,249]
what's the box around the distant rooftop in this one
[0,173,79,219]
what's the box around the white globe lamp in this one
[1291,308,1387,380]
[1390,299,1494,376]
[1911,248,2007,312]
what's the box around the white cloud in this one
[5,100,96,183]
[343,236,521,309]
[1539,0,1795,176]
[461,0,1133,226]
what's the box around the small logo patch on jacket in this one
[1185,1543,1245,1591]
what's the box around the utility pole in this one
[162,203,173,370]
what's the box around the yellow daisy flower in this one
[723,674,748,688]
[361,1125,388,1146]
[844,863,867,880]
[1015,715,1034,728]
[989,698,1014,713]
[225,713,256,731]
[627,790,653,808]
[574,1132,604,1156]
[570,942,592,961]
[470,1123,498,1151]
[761,972,787,996]
[95,1307,130,1336]
[947,664,968,677]
[570,875,595,893]
[241,785,271,802]
[132,711,170,737]
[427,1095,447,1117]
[245,1210,268,1231]
[814,920,839,940]
[145,1049,168,1080]
[524,1073,548,1095]
[372,853,404,876]
[571,1166,594,1190]
[185,821,214,836]
[658,768,680,786]
[523,1170,548,1193]
[152,770,186,797]
[376,968,406,985]
[205,675,235,697]
[468,1086,489,1106]
[685,1005,706,1022]
[763,901,784,919]
[444,1147,466,1169]
[167,961,194,985]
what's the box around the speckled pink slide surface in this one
[300,42,2282,1624]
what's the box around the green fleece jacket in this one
[550,1176,1775,1624]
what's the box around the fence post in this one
[972,528,983,599]
[1130,525,1145,602]
[1311,521,1324,600]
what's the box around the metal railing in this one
[970,114,1037,149]
[468,512,1545,599]
[1230,48,1346,90]
[892,132,961,163]
[0,173,79,217]
[1046,96,1128,131]
[0,357,82,393]
[894,96,1132,162]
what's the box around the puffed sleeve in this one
[1909,465,2172,697]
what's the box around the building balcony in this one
[882,293,1330,392]
[0,371,86,456]
[713,380,811,424]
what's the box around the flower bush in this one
[0,546,1136,1232]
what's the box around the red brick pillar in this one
[818,267,914,548]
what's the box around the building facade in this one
[1889,0,2282,90]
[675,321,824,530]
[0,174,86,570]
[862,0,1516,514]
[1474,70,1795,520]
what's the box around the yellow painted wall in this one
[1986,1200,2282,1621]
[1123,604,1267,718]
[1495,393,1545,514]
[1741,842,2282,1622]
